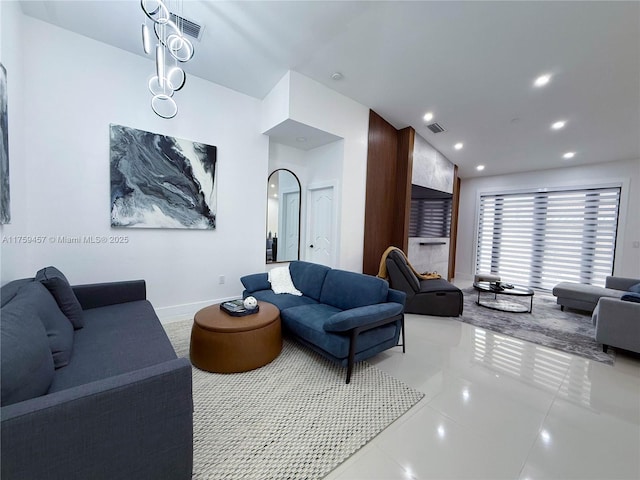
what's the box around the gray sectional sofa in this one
[552,276,638,312]
[241,261,406,383]
[1,267,193,480]
[553,276,640,354]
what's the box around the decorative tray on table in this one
[220,299,259,317]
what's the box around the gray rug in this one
[163,320,424,479]
[461,288,615,365]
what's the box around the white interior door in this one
[307,185,334,266]
[280,190,299,261]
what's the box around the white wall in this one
[261,72,290,135]
[288,72,369,272]
[456,158,640,281]
[268,139,343,266]
[0,14,269,320]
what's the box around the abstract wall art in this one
[1,63,10,224]
[110,124,217,229]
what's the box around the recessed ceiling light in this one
[563,151,576,159]
[330,72,343,81]
[476,165,485,171]
[534,74,552,87]
[454,142,464,150]
[296,137,307,143]
[551,120,566,130]
[423,112,434,122]
[270,183,276,188]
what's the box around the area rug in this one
[461,288,615,365]
[163,320,424,479]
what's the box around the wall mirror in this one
[267,169,301,263]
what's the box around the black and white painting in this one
[1,63,10,224]
[110,124,217,229]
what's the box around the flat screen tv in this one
[409,184,452,238]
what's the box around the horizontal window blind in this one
[409,198,452,237]
[476,187,620,290]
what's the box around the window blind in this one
[409,198,452,238]
[476,187,620,290]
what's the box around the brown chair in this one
[385,249,463,316]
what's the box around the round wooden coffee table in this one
[190,301,281,373]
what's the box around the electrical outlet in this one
[219,275,225,284]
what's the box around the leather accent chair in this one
[385,249,463,316]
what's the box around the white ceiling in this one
[20,1,640,178]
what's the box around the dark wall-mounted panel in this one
[394,128,413,252]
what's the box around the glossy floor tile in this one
[324,313,640,480]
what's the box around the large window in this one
[476,186,621,290]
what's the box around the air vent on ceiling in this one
[169,13,203,41]
[426,122,446,134]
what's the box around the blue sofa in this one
[241,261,406,383]
[1,267,193,480]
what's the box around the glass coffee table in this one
[473,281,534,313]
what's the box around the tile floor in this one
[323,313,640,480]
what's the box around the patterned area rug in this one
[461,288,615,364]
[163,320,424,479]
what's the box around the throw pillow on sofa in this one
[35,266,84,329]
[621,292,640,303]
[628,283,640,294]
[15,282,74,368]
[1,300,55,406]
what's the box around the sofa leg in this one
[345,315,404,384]
[560,305,564,311]
[603,344,608,353]
[346,330,357,384]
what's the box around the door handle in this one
[309,245,314,248]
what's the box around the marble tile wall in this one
[411,133,454,194]
[408,237,450,277]
[409,133,455,277]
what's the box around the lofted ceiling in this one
[20,1,640,178]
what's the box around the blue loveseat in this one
[241,261,406,383]
[1,267,193,480]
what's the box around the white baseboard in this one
[155,296,238,324]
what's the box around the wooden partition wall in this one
[363,111,398,275]
[362,111,411,275]
[448,168,460,280]
[363,110,459,280]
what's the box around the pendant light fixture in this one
[140,0,194,119]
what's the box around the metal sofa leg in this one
[345,315,404,384]
[346,330,357,384]
[603,344,609,353]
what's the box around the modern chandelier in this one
[140,0,194,119]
